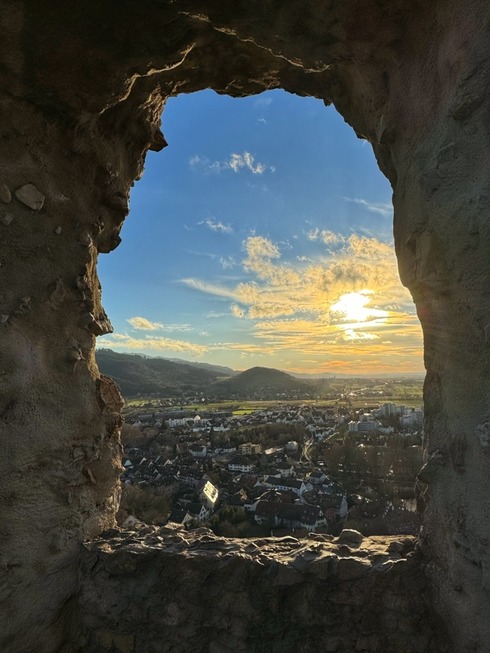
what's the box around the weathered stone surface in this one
[0,1,489,652]
[0,183,11,203]
[0,212,13,225]
[14,183,45,210]
[338,528,364,547]
[337,556,372,580]
[76,527,448,653]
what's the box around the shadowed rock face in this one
[0,1,489,651]
[78,526,448,653]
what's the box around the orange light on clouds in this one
[330,291,388,323]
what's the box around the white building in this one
[381,402,397,417]
[274,462,295,478]
[338,494,349,519]
[358,420,379,432]
[189,445,207,458]
[238,442,262,455]
[264,476,307,496]
[228,455,254,473]
[400,410,423,429]
[199,480,219,510]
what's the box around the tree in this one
[120,484,170,525]
[121,423,146,446]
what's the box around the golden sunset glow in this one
[97,91,425,376]
[331,291,376,322]
[101,231,423,375]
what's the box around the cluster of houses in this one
[130,404,344,446]
[347,403,423,433]
[121,400,422,534]
[121,436,348,534]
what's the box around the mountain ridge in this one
[96,350,311,398]
[192,365,311,399]
[96,349,424,398]
[95,349,230,397]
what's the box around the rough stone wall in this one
[0,72,124,653]
[0,1,489,651]
[77,527,448,653]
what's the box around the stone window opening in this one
[2,3,488,651]
[97,88,424,542]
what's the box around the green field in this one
[122,378,424,415]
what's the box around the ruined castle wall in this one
[0,1,489,651]
[77,527,448,653]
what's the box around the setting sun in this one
[97,90,424,375]
[330,291,375,322]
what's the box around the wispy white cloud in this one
[189,154,221,172]
[126,316,192,333]
[336,329,379,342]
[245,235,280,261]
[231,304,245,318]
[183,233,410,321]
[307,228,345,246]
[205,311,229,319]
[163,324,193,332]
[254,96,272,107]
[174,227,422,372]
[184,249,217,261]
[98,334,207,355]
[199,218,233,234]
[127,316,163,331]
[188,154,203,168]
[180,278,237,300]
[189,151,273,175]
[229,152,266,174]
[220,256,236,270]
[343,197,393,217]
[178,230,421,369]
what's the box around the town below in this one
[116,371,424,539]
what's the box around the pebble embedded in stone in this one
[15,183,45,210]
[337,529,364,547]
[1,213,13,225]
[0,184,11,203]
[54,226,62,234]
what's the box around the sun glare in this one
[330,291,375,322]
[97,89,424,375]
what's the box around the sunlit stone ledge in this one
[77,525,450,653]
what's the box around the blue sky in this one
[98,89,423,375]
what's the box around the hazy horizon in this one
[97,90,423,376]
[96,347,425,380]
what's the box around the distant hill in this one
[96,351,313,399]
[211,366,311,399]
[95,349,233,397]
[164,358,237,377]
[95,350,423,400]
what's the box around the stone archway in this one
[1,2,489,651]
